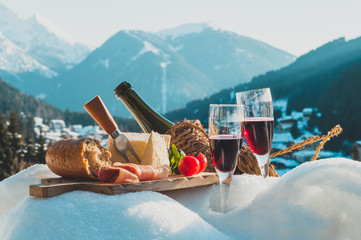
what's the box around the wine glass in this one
[209,104,243,213]
[236,88,274,177]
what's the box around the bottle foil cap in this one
[114,81,132,99]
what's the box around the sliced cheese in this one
[141,131,170,166]
[107,132,171,164]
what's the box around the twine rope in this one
[270,125,343,161]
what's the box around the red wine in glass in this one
[243,117,274,155]
[210,135,243,172]
[208,104,243,213]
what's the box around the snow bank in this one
[0,164,57,216]
[200,158,361,239]
[1,158,361,239]
[0,191,228,240]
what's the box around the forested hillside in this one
[165,38,361,151]
[0,78,63,119]
[0,77,139,180]
[0,77,139,129]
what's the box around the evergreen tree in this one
[290,122,301,139]
[351,142,360,161]
[307,111,320,131]
[35,134,47,164]
[0,112,12,180]
[19,114,27,140]
[25,115,36,140]
[24,137,37,165]
[7,111,22,173]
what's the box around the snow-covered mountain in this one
[0,31,59,96]
[44,25,295,117]
[0,3,91,73]
[45,24,294,117]
[157,22,217,39]
[0,7,296,116]
[157,23,296,89]
[0,32,56,77]
[45,30,215,116]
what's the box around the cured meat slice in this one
[98,163,170,184]
[113,162,170,181]
[98,166,139,184]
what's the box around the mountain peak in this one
[0,31,57,77]
[28,14,77,46]
[0,2,91,73]
[156,22,219,39]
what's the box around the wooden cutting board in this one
[29,172,219,198]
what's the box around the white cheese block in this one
[141,131,170,166]
[107,132,171,164]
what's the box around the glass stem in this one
[217,171,234,213]
[255,153,270,178]
[220,181,230,213]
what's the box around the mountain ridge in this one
[44,29,215,116]
[158,23,295,90]
[42,24,295,116]
[164,36,361,150]
[0,3,91,74]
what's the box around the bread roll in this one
[46,138,111,179]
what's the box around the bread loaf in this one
[46,138,111,179]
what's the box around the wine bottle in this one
[114,81,174,134]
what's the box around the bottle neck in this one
[114,82,174,134]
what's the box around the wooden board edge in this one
[31,172,219,198]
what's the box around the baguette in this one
[46,138,111,179]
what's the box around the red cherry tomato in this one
[178,156,199,176]
[189,153,207,174]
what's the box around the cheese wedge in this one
[141,131,170,166]
[107,132,171,164]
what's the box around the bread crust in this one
[46,138,111,179]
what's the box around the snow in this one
[131,41,161,61]
[160,61,171,114]
[293,150,339,163]
[31,14,77,46]
[296,130,317,142]
[236,48,245,53]
[168,44,183,52]
[0,3,91,68]
[291,111,304,120]
[273,99,288,113]
[36,93,47,100]
[272,142,288,150]
[0,32,57,77]
[0,164,57,216]
[270,157,300,168]
[273,132,295,143]
[99,59,110,69]
[157,22,219,40]
[229,91,236,102]
[1,158,361,239]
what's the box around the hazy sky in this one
[1,0,360,56]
